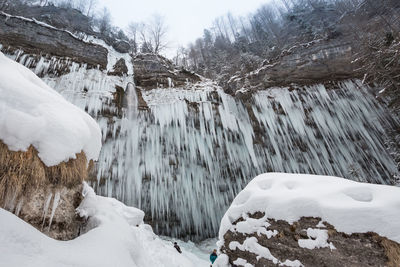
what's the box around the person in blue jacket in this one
[210,249,218,266]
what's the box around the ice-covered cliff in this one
[1,10,399,241]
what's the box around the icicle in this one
[47,191,61,232]
[15,199,24,217]
[168,77,174,88]
[125,82,138,109]
[42,193,53,229]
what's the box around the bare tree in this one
[55,0,74,8]
[0,0,10,10]
[98,7,111,34]
[76,0,87,13]
[227,12,238,41]
[174,46,187,66]
[135,14,169,54]
[86,0,97,17]
[127,22,139,54]
[137,22,150,52]
[238,16,251,42]
[280,0,292,11]
[212,17,227,40]
[39,0,49,6]
[148,14,168,54]
[1,0,37,10]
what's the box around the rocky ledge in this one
[133,54,201,89]
[0,12,108,69]
[225,39,361,94]
[220,213,400,267]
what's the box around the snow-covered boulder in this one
[0,183,209,267]
[0,51,102,240]
[0,51,101,166]
[216,173,400,267]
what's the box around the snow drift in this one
[0,52,101,166]
[0,183,210,267]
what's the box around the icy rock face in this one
[94,80,399,240]
[0,140,89,241]
[108,58,129,76]
[45,70,400,239]
[113,40,131,54]
[225,40,360,94]
[7,5,97,36]
[2,47,399,240]
[133,54,200,89]
[0,13,108,69]
[18,184,84,241]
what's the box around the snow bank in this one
[0,52,101,166]
[0,183,209,267]
[219,173,400,243]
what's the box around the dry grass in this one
[381,237,400,267]
[0,141,90,207]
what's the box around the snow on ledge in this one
[1,12,133,76]
[1,11,84,43]
[219,173,400,243]
[0,52,102,166]
[298,228,335,250]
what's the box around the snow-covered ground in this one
[161,236,218,264]
[214,173,400,267]
[0,183,213,267]
[0,52,101,166]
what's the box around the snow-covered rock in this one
[217,173,400,267]
[0,183,210,267]
[133,53,200,89]
[0,52,101,166]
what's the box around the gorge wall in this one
[1,10,399,241]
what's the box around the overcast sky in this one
[98,0,270,55]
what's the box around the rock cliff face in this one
[0,141,92,240]
[225,39,360,94]
[133,54,201,89]
[7,5,96,36]
[0,13,108,69]
[220,214,400,267]
[3,4,132,54]
[108,58,129,76]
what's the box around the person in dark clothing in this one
[174,242,182,253]
[210,249,218,266]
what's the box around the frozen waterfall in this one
[7,53,399,240]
